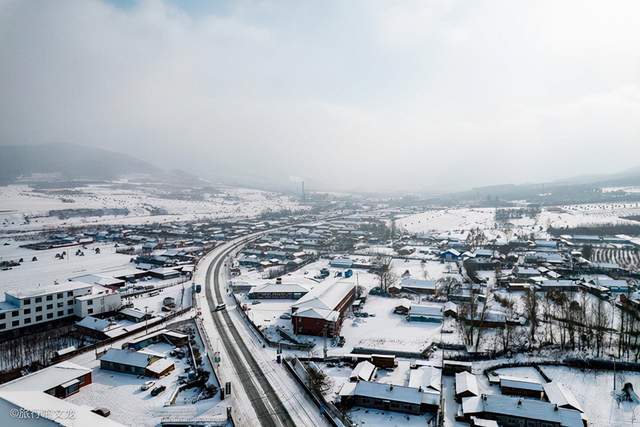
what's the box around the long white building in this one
[0,281,121,333]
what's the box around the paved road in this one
[204,237,297,427]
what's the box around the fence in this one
[49,306,192,365]
[231,293,314,351]
[282,357,352,427]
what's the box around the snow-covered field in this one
[396,202,640,241]
[537,203,640,229]
[0,241,131,292]
[396,208,496,236]
[0,183,302,234]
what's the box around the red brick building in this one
[291,281,355,337]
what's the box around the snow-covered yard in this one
[68,341,223,426]
[338,296,442,354]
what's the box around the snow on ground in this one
[602,186,640,194]
[68,342,220,427]
[442,376,468,427]
[320,363,352,399]
[0,183,302,234]
[538,203,640,229]
[0,241,130,292]
[337,296,442,354]
[234,258,454,354]
[127,282,193,315]
[392,258,458,282]
[396,208,496,236]
[396,202,640,243]
[540,365,640,426]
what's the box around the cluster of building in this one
[338,357,441,415]
[453,369,587,427]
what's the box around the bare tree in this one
[590,298,609,357]
[436,276,461,299]
[466,227,487,251]
[498,295,516,352]
[372,254,397,292]
[522,288,539,349]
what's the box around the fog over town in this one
[2,2,640,427]
[1,0,640,192]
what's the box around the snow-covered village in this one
[3,176,640,427]
[2,1,640,426]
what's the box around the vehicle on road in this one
[91,408,111,417]
[150,385,166,396]
[214,303,226,311]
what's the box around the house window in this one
[23,308,31,315]
[11,311,18,317]
[23,298,30,305]
[0,313,5,320]
[67,300,73,306]
[0,323,5,330]
[47,313,53,319]
[67,309,73,315]
[35,306,42,312]
[24,318,31,324]
[57,293,63,299]
[46,295,53,301]
[35,315,42,322]
[57,311,64,317]
[88,308,94,314]
[35,297,42,303]
[67,291,73,297]
[11,320,19,327]
[46,304,53,310]
[88,300,93,305]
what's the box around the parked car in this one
[214,303,226,311]
[91,408,111,417]
[140,380,155,391]
[279,313,292,320]
[150,385,166,396]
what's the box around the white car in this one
[140,380,155,391]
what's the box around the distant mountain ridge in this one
[0,143,159,184]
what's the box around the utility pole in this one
[323,325,328,359]
[144,306,149,335]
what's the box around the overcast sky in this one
[1,0,639,193]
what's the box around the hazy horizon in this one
[1,0,639,193]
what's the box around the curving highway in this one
[202,236,317,427]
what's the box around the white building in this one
[0,281,121,333]
[74,290,121,318]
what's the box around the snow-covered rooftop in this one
[543,381,584,413]
[0,361,90,393]
[292,280,354,312]
[462,394,583,427]
[100,349,153,369]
